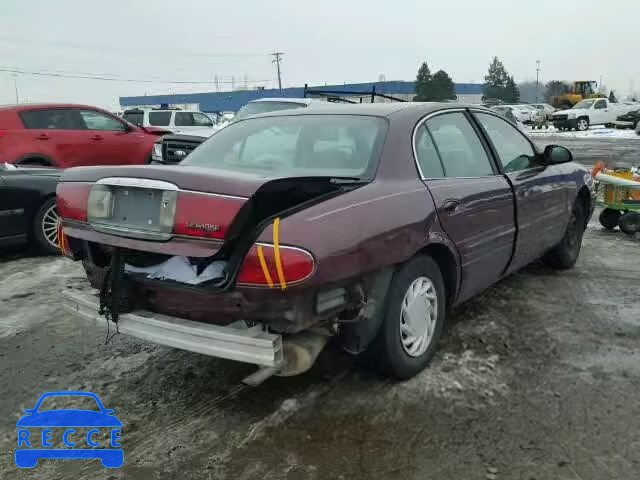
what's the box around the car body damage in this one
[58,103,595,382]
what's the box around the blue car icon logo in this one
[15,391,123,468]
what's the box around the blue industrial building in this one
[119,81,483,113]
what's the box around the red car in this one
[0,104,165,168]
[57,103,594,383]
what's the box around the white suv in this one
[122,109,220,136]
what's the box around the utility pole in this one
[13,75,19,104]
[271,52,284,92]
[535,60,541,103]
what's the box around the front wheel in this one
[370,256,446,379]
[576,118,590,131]
[33,197,60,254]
[545,200,585,269]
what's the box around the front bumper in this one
[62,290,283,367]
[552,118,577,128]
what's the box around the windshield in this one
[181,114,387,179]
[233,101,307,121]
[573,100,596,109]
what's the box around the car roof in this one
[0,103,109,112]
[247,98,322,106]
[241,102,490,119]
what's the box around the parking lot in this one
[1,133,639,479]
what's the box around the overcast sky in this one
[1,0,639,110]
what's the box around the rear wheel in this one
[618,212,640,235]
[599,208,621,230]
[370,256,446,379]
[545,200,585,270]
[32,197,60,254]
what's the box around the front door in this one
[416,111,516,303]
[76,109,146,165]
[472,110,570,273]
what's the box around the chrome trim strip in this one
[92,224,172,241]
[96,177,179,190]
[180,189,248,200]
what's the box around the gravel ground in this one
[1,135,639,479]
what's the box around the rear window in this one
[233,101,306,121]
[19,109,80,129]
[123,111,144,126]
[148,111,172,126]
[174,112,213,127]
[181,114,387,179]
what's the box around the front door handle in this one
[441,199,460,214]
[90,135,103,141]
[35,134,50,140]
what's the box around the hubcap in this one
[578,120,588,131]
[400,277,438,357]
[42,205,60,249]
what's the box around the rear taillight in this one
[237,243,315,288]
[56,183,92,222]
[173,192,245,240]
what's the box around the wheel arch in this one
[414,242,459,308]
[15,154,56,166]
[577,185,591,229]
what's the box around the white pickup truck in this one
[551,98,619,131]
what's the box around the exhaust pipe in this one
[277,331,330,377]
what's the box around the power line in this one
[271,52,283,92]
[0,67,271,85]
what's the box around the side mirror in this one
[544,145,572,165]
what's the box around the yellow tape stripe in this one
[273,217,287,290]
[257,245,274,288]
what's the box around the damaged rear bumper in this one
[62,290,283,368]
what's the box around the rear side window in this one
[174,112,213,127]
[426,112,494,178]
[414,125,445,178]
[123,111,144,126]
[19,109,79,130]
[148,111,172,126]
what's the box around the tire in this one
[576,117,590,131]
[32,197,60,254]
[618,212,640,235]
[599,208,621,230]
[545,200,585,270]
[369,256,446,379]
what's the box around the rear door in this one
[17,108,86,167]
[472,110,570,273]
[76,109,148,165]
[417,111,516,302]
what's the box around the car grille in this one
[162,139,203,164]
[553,114,568,121]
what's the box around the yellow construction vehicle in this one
[552,81,605,109]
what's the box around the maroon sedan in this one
[57,103,595,383]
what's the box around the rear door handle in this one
[35,134,50,140]
[91,135,103,141]
[441,199,460,214]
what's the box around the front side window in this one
[594,100,607,109]
[181,115,387,179]
[19,109,79,130]
[414,125,444,178]
[426,112,494,178]
[148,111,172,126]
[79,110,125,131]
[475,112,536,172]
[174,112,214,127]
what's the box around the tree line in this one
[414,57,614,104]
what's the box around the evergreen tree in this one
[482,57,511,101]
[430,70,457,101]
[414,62,432,101]
[505,76,520,103]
